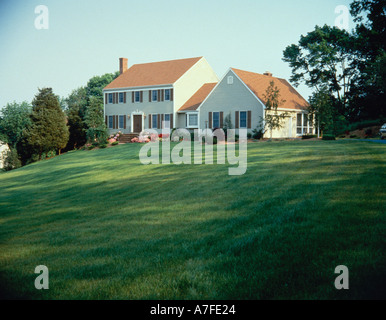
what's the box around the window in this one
[135,91,140,102]
[108,116,113,129]
[187,113,198,127]
[119,115,124,129]
[297,114,302,134]
[119,92,124,103]
[165,89,170,101]
[308,114,314,134]
[239,111,247,128]
[227,76,233,85]
[213,112,220,128]
[108,93,113,104]
[152,90,158,102]
[152,114,158,129]
[164,114,170,128]
[297,113,312,135]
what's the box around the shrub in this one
[350,135,358,139]
[99,144,107,148]
[322,134,336,140]
[112,141,119,146]
[3,148,21,171]
[302,134,317,140]
[252,128,264,140]
[247,133,252,139]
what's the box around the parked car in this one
[380,123,386,139]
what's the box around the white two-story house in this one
[103,57,218,134]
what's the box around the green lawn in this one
[0,140,385,299]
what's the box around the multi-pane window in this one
[240,111,247,128]
[119,115,124,129]
[297,113,313,135]
[187,113,198,127]
[119,92,124,103]
[108,116,113,129]
[164,114,170,128]
[135,91,140,102]
[152,90,158,102]
[213,112,220,128]
[108,93,113,104]
[308,115,313,134]
[165,89,170,101]
[152,114,158,129]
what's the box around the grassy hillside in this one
[0,140,385,299]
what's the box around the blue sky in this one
[0,0,354,109]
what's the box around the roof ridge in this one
[231,67,286,81]
[132,56,203,67]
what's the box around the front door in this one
[133,115,142,133]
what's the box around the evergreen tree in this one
[26,88,69,160]
[84,96,108,144]
[65,106,87,150]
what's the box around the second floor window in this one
[119,92,124,103]
[152,90,158,102]
[135,91,140,102]
[165,89,170,101]
[108,93,113,104]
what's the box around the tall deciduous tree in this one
[0,101,32,148]
[262,81,287,140]
[26,88,69,159]
[349,0,386,119]
[86,72,119,99]
[283,25,358,119]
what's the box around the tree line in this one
[283,0,385,134]
[0,72,119,170]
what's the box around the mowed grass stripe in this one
[0,140,385,299]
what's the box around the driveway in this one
[350,139,386,144]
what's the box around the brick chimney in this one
[119,58,128,74]
[263,71,273,77]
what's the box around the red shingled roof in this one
[104,57,203,89]
[231,68,309,110]
[178,83,217,111]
